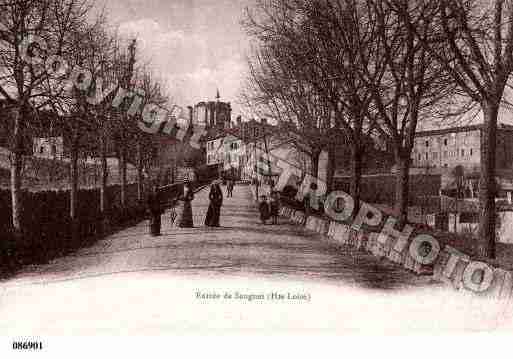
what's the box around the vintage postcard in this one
[1,0,513,351]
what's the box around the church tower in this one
[193,90,231,130]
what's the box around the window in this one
[444,138,448,146]
[425,153,428,160]
[51,145,56,155]
[470,148,473,156]
[461,149,465,157]
[425,140,429,147]
[39,146,44,154]
[418,153,422,160]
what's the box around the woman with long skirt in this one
[205,182,223,227]
[178,181,195,228]
[148,185,163,236]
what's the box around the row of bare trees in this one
[242,0,513,259]
[0,0,170,239]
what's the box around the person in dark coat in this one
[205,182,223,227]
[304,182,318,217]
[269,191,280,225]
[178,181,194,228]
[259,195,271,224]
[148,186,163,236]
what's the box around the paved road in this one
[0,185,512,334]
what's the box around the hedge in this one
[0,183,145,274]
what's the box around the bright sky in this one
[100,0,253,117]
[97,0,513,129]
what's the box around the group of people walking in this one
[148,179,240,235]
[148,178,283,236]
[148,181,196,236]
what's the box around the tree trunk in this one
[311,150,321,179]
[100,134,108,213]
[10,106,25,238]
[350,145,363,218]
[326,147,337,194]
[477,101,498,259]
[70,136,79,241]
[119,142,127,208]
[100,133,109,235]
[395,153,411,226]
[137,141,144,204]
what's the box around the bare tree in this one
[287,0,385,203]
[407,0,513,258]
[132,68,168,201]
[50,17,105,239]
[0,0,94,236]
[61,14,118,234]
[243,0,386,213]
[243,0,345,192]
[358,0,457,225]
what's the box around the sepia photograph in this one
[1,0,513,351]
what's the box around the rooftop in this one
[415,123,513,137]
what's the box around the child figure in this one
[269,191,280,225]
[259,195,271,224]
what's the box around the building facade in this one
[205,132,244,179]
[193,91,232,130]
[206,134,243,167]
[412,124,513,171]
[33,137,64,159]
[203,117,291,181]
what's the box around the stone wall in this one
[279,205,513,299]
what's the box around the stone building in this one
[33,137,64,159]
[412,124,513,171]
[193,90,231,130]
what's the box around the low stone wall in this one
[279,206,513,300]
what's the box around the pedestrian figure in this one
[205,181,223,227]
[227,179,234,197]
[148,185,163,236]
[178,181,194,228]
[269,178,275,192]
[304,182,318,218]
[259,195,271,224]
[169,201,178,225]
[269,191,280,225]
